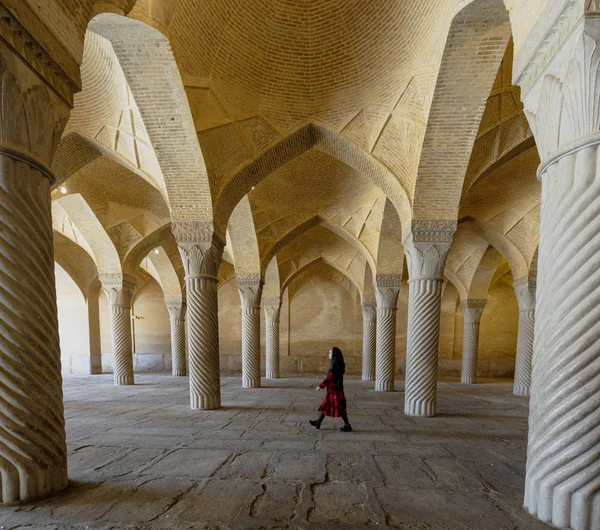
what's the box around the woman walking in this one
[310,347,352,432]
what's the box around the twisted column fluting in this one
[517,14,600,529]
[404,221,455,417]
[264,298,281,379]
[362,300,377,381]
[238,275,263,388]
[174,223,223,410]
[167,301,187,377]
[460,300,486,384]
[375,277,401,391]
[101,274,136,386]
[513,279,535,396]
[0,38,74,503]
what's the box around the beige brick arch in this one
[281,257,362,301]
[53,231,100,298]
[261,215,376,278]
[363,264,376,303]
[376,199,405,277]
[140,247,183,302]
[87,13,213,224]
[213,124,411,239]
[53,194,121,275]
[122,223,173,276]
[412,0,511,221]
[228,197,261,277]
[263,257,281,300]
[468,247,506,299]
[461,217,529,279]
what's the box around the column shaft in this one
[264,299,281,379]
[460,300,486,384]
[0,155,68,503]
[513,279,536,396]
[516,15,600,527]
[362,301,377,381]
[514,309,534,395]
[403,221,455,417]
[101,275,135,386]
[375,278,400,391]
[175,229,223,410]
[404,279,444,415]
[168,305,187,377]
[238,276,263,388]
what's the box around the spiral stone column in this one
[516,11,600,529]
[404,221,455,417]
[264,297,281,379]
[238,275,263,388]
[101,274,136,385]
[362,300,377,381]
[0,32,75,503]
[513,279,535,396]
[174,223,223,410]
[375,276,401,391]
[460,299,486,384]
[166,299,187,377]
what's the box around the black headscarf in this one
[329,347,345,389]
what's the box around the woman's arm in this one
[319,370,334,389]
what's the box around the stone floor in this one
[0,374,552,530]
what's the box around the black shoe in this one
[340,424,353,432]
[309,420,321,429]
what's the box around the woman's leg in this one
[342,414,350,426]
[310,413,325,429]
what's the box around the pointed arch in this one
[53,194,121,274]
[213,123,411,240]
[412,0,511,221]
[468,247,506,299]
[281,257,362,300]
[376,198,404,277]
[122,223,173,276]
[228,197,261,276]
[87,13,213,225]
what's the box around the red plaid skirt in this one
[317,372,347,417]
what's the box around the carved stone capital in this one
[514,278,536,312]
[167,304,186,321]
[520,14,600,164]
[362,300,377,322]
[0,46,70,168]
[99,273,136,308]
[460,299,486,324]
[410,220,457,243]
[237,274,263,308]
[0,4,81,107]
[173,221,223,280]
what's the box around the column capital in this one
[513,278,536,312]
[237,274,264,308]
[518,12,600,165]
[460,299,486,323]
[375,275,401,309]
[263,296,281,322]
[99,273,136,307]
[362,300,377,322]
[404,220,456,280]
[0,4,81,107]
[166,300,186,321]
[173,221,223,280]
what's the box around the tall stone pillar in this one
[237,275,263,388]
[460,299,486,384]
[87,282,103,374]
[513,279,535,396]
[362,300,377,381]
[174,223,223,410]
[264,297,281,379]
[404,221,455,417]
[515,9,600,528]
[0,20,78,502]
[101,274,136,385]
[166,299,187,377]
[375,276,401,391]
